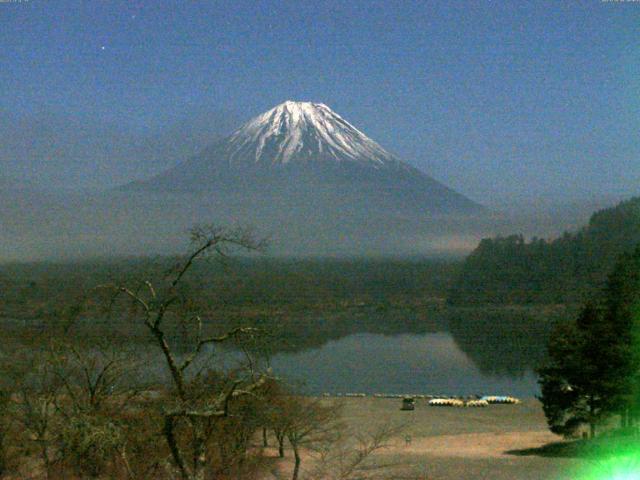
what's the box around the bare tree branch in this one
[97,224,269,480]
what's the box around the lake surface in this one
[254,306,570,398]
[268,332,540,398]
[3,305,563,399]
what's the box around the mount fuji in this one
[0,101,489,258]
[129,101,483,217]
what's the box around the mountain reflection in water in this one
[264,307,571,397]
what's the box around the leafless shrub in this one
[305,422,404,480]
[57,413,127,478]
[9,349,63,479]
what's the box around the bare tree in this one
[57,413,128,479]
[10,350,62,480]
[46,340,146,479]
[207,386,265,477]
[49,340,142,415]
[0,390,11,476]
[309,422,403,480]
[283,397,342,480]
[261,380,291,458]
[4,337,142,480]
[102,225,270,480]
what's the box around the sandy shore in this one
[267,397,583,480]
[392,430,561,458]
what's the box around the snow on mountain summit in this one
[224,101,397,167]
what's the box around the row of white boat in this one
[321,393,521,406]
[427,397,521,407]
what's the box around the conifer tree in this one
[538,244,640,437]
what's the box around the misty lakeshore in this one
[3,1,640,479]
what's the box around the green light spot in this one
[577,453,640,480]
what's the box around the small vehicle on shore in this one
[401,397,416,410]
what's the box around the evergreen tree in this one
[538,245,640,437]
[602,245,640,425]
[538,304,617,438]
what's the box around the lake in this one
[247,306,572,398]
[2,305,567,399]
[268,332,540,397]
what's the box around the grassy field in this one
[295,398,585,480]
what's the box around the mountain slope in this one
[129,101,483,216]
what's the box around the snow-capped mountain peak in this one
[128,100,484,219]
[224,101,396,167]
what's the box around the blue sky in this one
[1,0,639,205]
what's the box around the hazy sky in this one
[1,0,639,206]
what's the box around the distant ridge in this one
[448,196,640,305]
